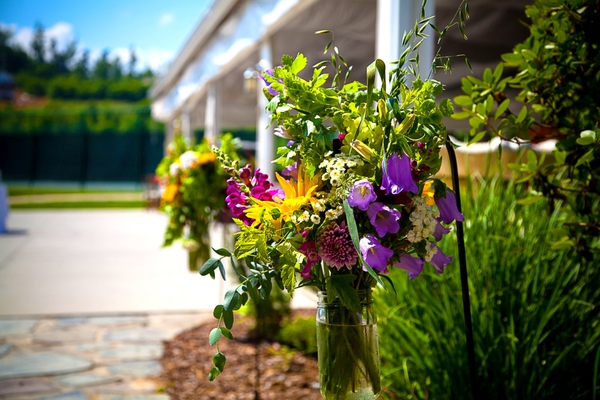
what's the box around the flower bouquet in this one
[202,32,464,398]
[156,132,240,271]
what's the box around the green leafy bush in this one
[277,315,318,356]
[453,0,600,257]
[376,175,600,399]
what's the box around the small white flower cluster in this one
[291,210,311,224]
[325,205,345,220]
[291,209,322,226]
[169,163,181,176]
[424,243,438,262]
[319,152,364,187]
[179,151,199,169]
[406,197,439,243]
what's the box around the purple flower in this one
[348,180,377,211]
[281,161,299,180]
[367,202,401,238]
[436,190,464,224]
[259,68,279,96]
[430,244,453,274]
[317,222,358,270]
[360,234,393,272]
[433,217,451,241]
[381,152,418,195]
[298,240,321,279]
[393,254,424,280]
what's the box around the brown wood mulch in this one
[160,311,322,400]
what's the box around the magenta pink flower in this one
[317,222,358,270]
[225,166,279,225]
[298,240,321,279]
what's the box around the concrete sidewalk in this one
[0,209,316,399]
[0,210,316,315]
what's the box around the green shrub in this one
[376,175,600,399]
[277,315,318,356]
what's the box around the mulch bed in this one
[160,310,322,400]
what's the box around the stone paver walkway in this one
[0,312,211,399]
[0,210,317,399]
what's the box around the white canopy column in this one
[376,0,436,77]
[181,111,192,142]
[256,40,275,180]
[204,82,222,144]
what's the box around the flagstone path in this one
[0,312,211,400]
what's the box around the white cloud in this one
[8,25,34,51]
[158,13,175,27]
[5,21,75,58]
[86,46,174,74]
[134,47,175,73]
[46,22,75,49]
[2,21,174,73]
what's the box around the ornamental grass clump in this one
[375,174,600,399]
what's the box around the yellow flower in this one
[422,181,435,206]
[196,152,217,166]
[244,166,322,230]
[162,183,179,203]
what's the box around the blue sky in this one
[0,0,212,73]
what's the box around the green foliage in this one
[1,23,153,100]
[0,101,160,135]
[376,175,600,399]
[453,0,600,257]
[277,315,318,356]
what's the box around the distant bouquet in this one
[203,32,464,394]
[156,132,240,270]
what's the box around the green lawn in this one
[7,185,151,209]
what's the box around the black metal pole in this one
[445,143,479,400]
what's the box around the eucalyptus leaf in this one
[209,327,221,346]
[200,258,221,277]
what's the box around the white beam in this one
[256,40,274,180]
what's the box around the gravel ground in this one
[160,312,322,400]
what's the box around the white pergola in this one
[149,0,532,179]
[149,0,434,179]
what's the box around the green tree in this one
[0,26,30,73]
[49,38,77,75]
[92,50,111,80]
[73,49,89,78]
[127,47,137,77]
[111,56,123,80]
[31,22,46,65]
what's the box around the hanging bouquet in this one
[156,132,240,270]
[203,30,464,395]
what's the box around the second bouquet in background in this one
[156,132,240,271]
